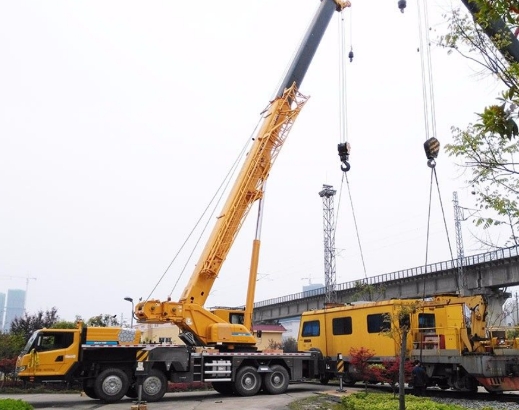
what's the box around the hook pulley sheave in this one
[338,142,351,172]
[424,137,440,168]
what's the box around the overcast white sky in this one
[0,0,511,323]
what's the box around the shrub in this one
[341,393,469,410]
[0,398,34,410]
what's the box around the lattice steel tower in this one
[319,184,337,304]
[453,191,465,293]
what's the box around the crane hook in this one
[398,0,406,13]
[424,137,440,168]
[337,142,351,173]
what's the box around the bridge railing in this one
[254,245,519,308]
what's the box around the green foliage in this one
[352,281,385,302]
[86,314,119,327]
[282,336,298,352]
[10,308,59,341]
[439,1,519,246]
[267,339,282,350]
[0,333,25,361]
[0,399,33,410]
[340,393,468,410]
[51,320,77,329]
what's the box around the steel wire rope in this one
[417,0,456,290]
[334,7,368,281]
[415,2,460,364]
[143,121,261,302]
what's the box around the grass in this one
[289,392,488,410]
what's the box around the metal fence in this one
[254,245,519,308]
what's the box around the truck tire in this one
[212,381,234,395]
[82,382,98,399]
[94,367,130,403]
[125,386,138,398]
[141,369,168,402]
[234,366,261,397]
[262,364,289,395]
[319,375,330,385]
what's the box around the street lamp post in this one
[124,297,134,327]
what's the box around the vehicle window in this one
[332,317,352,335]
[301,320,320,337]
[39,333,74,350]
[418,313,435,331]
[230,313,244,325]
[367,313,390,333]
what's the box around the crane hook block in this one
[338,142,351,172]
[424,137,440,168]
[398,0,406,13]
[348,50,354,62]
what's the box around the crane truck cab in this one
[16,322,141,382]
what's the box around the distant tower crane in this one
[453,191,465,294]
[319,184,337,304]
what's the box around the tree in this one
[52,320,77,329]
[380,303,418,410]
[86,314,119,327]
[0,333,25,361]
[440,1,519,246]
[10,308,59,341]
[352,281,385,302]
[281,337,298,352]
[379,357,414,395]
[349,347,376,393]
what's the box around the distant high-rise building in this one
[4,289,25,332]
[0,292,5,332]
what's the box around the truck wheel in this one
[319,375,330,385]
[82,382,98,399]
[263,365,289,395]
[234,366,261,397]
[125,385,138,398]
[141,369,168,402]
[212,381,234,395]
[94,367,130,403]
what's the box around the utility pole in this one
[453,192,465,294]
[319,184,337,304]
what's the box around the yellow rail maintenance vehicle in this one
[298,294,519,392]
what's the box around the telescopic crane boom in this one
[135,0,350,350]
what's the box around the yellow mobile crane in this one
[135,0,351,350]
[16,1,352,404]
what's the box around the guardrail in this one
[254,245,519,308]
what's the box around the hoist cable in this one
[422,168,435,299]
[345,173,368,280]
[338,8,349,143]
[423,0,438,140]
[144,121,260,301]
[433,168,458,290]
[168,129,257,298]
[417,0,431,141]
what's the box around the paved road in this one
[2,383,357,410]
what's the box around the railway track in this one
[304,380,519,407]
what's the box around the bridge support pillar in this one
[485,289,512,326]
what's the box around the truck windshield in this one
[20,331,39,355]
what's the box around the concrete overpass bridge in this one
[252,245,519,326]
